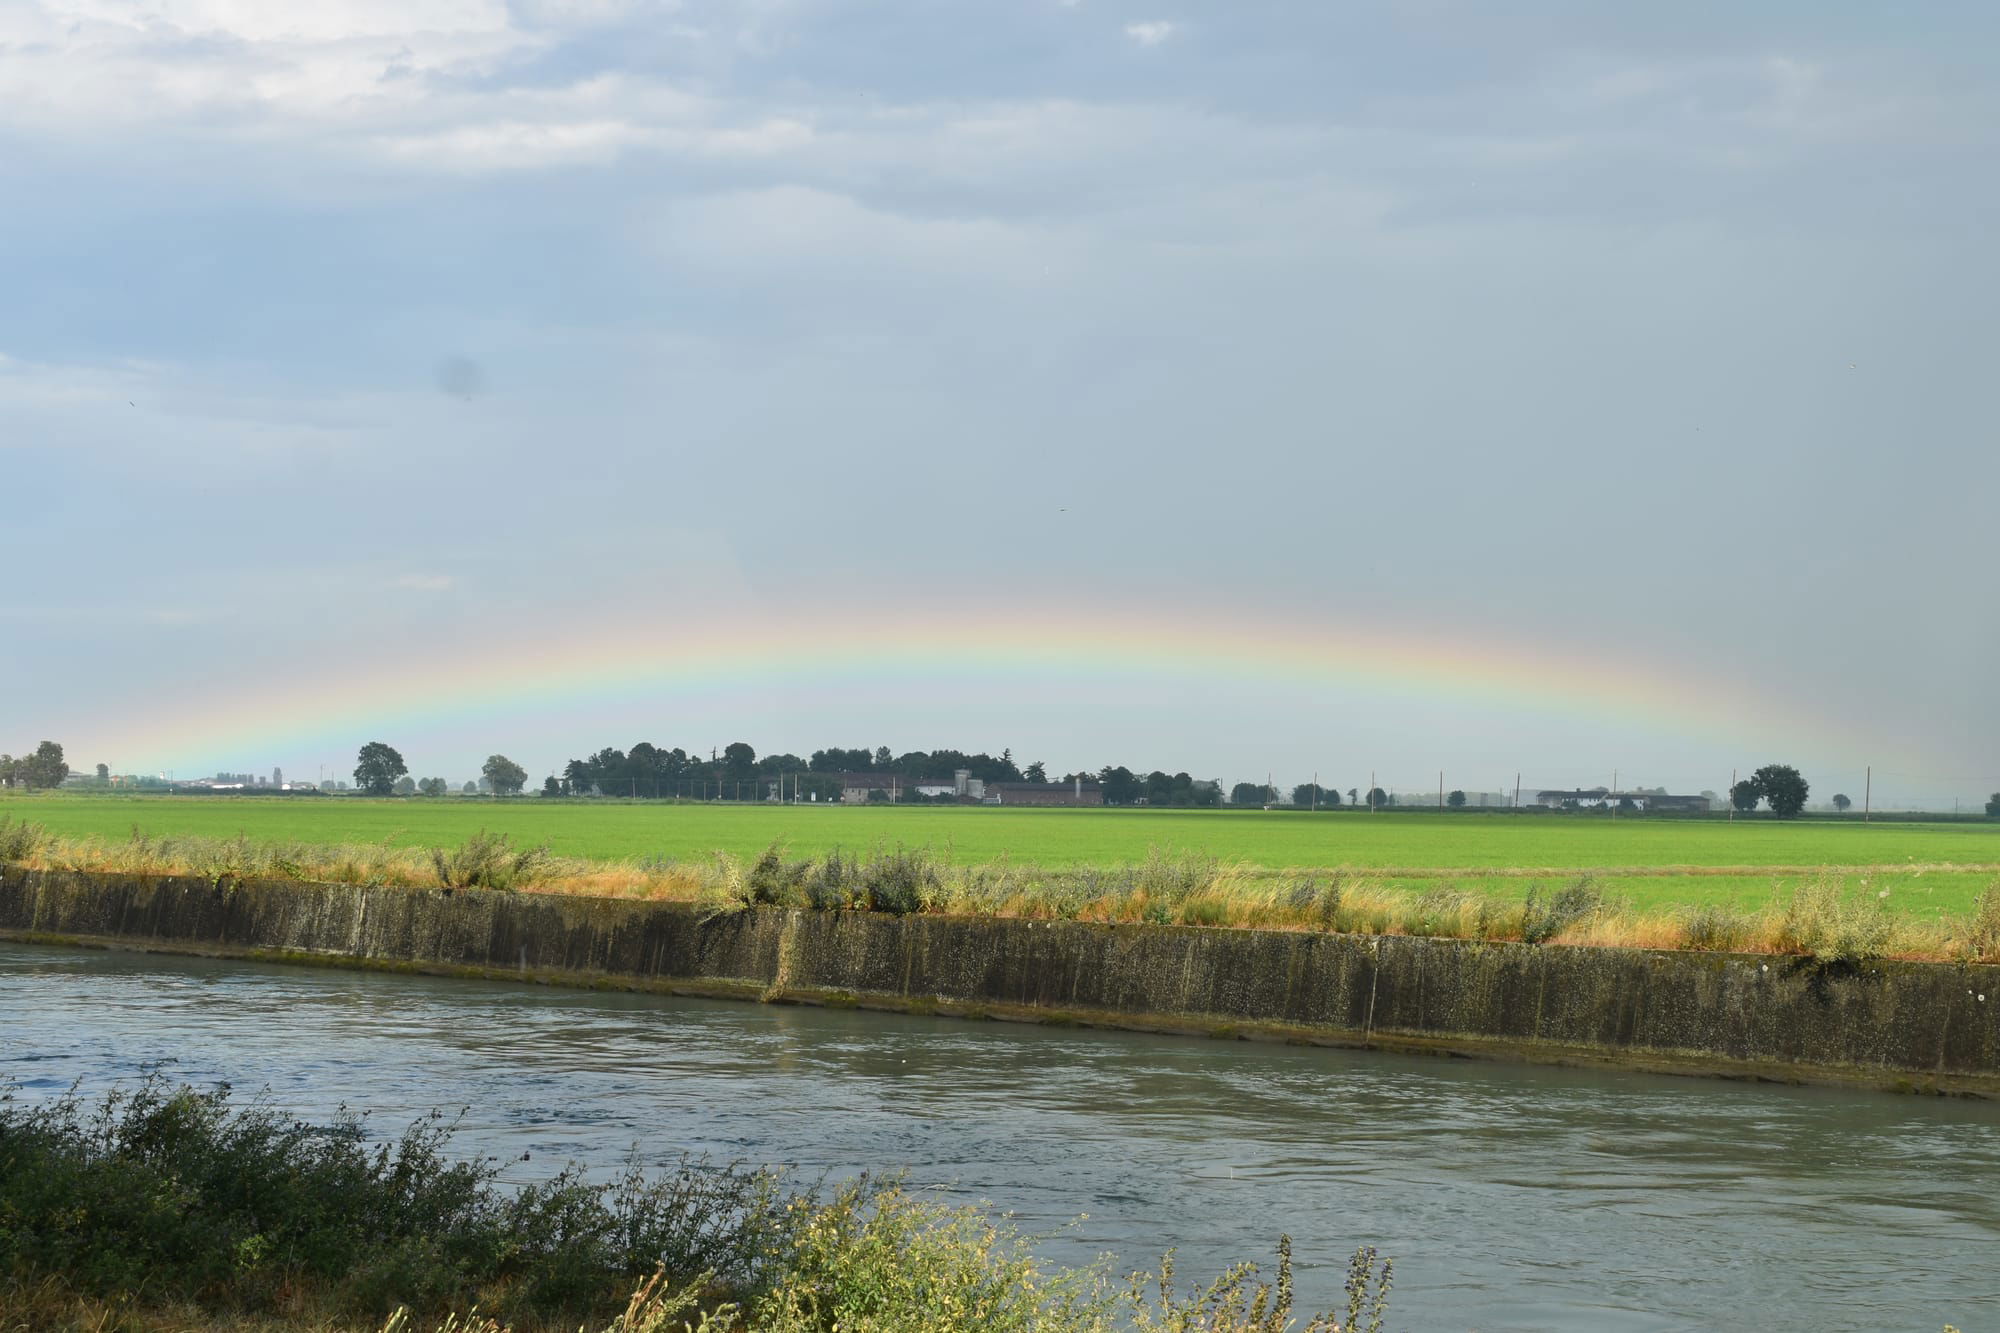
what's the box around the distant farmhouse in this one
[986,779,1103,806]
[839,769,1101,806]
[1535,788,1711,812]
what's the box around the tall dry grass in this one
[3,819,1995,964]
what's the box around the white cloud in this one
[1124,20,1175,47]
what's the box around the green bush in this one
[0,1078,788,1324]
[1778,879,1893,963]
[859,846,938,916]
[0,814,45,861]
[1521,876,1604,944]
[431,831,553,892]
[1,1082,1388,1333]
[804,849,855,912]
[744,844,811,909]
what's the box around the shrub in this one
[859,846,938,916]
[1776,878,1893,963]
[804,849,854,912]
[431,831,554,892]
[743,844,811,909]
[2,1082,1389,1333]
[1680,902,1750,953]
[0,814,45,861]
[0,1078,791,1324]
[1521,876,1603,944]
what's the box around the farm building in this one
[985,779,1103,807]
[838,772,905,803]
[842,769,988,803]
[914,770,987,800]
[1535,789,1710,812]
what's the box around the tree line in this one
[327,743,1841,818]
[0,735,1900,823]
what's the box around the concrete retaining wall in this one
[5,865,1997,1095]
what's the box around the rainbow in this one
[74,595,1871,775]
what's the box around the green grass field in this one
[6,792,1997,915]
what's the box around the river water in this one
[3,943,1996,1331]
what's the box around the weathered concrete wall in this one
[4,865,1997,1095]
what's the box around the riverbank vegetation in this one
[3,813,1997,964]
[0,1080,1389,1333]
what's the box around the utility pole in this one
[1864,765,1871,822]
[1438,770,1444,812]
[1513,772,1520,809]
[1369,770,1376,814]
[1611,768,1618,821]
[1729,769,1736,823]
[1312,771,1319,812]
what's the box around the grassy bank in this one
[4,815,1997,964]
[0,1080,1388,1333]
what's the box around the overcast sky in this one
[3,1,1995,803]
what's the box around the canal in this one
[3,943,1994,1330]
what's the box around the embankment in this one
[4,865,1996,1095]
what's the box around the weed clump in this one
[860,846,938,915]
[1776,877,1893,963]
[804,849,854,912]
[1521,876,1604,944]
[1963,883,2000,963]
[742,844,812,909]
[431,831,554,892]
[0,814,46,861]
[1405,885,1475,938]
[1679,902,1750,953]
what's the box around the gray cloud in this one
[2,0,1995,799]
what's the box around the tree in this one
[1023,760,1047,783]
[481,754,528,796]
[722,742,757,781]
[542,775,561,798]
[16,741,69,790]
[1832,793,1851,812]
[1230,781,1276,806]
[1292,783,1338,808]
[393,776,417,796]
[1752,764,1809,818]
[417,777,447,797]
[1730,779,1762,813]
[462,781,479,794]
[95,763,110,782]
[1367,787,1389,810]
[354,742,408,796]
[1447,789,1467,809]
[1098,766,1142,805]
[1986,793,2000,817]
